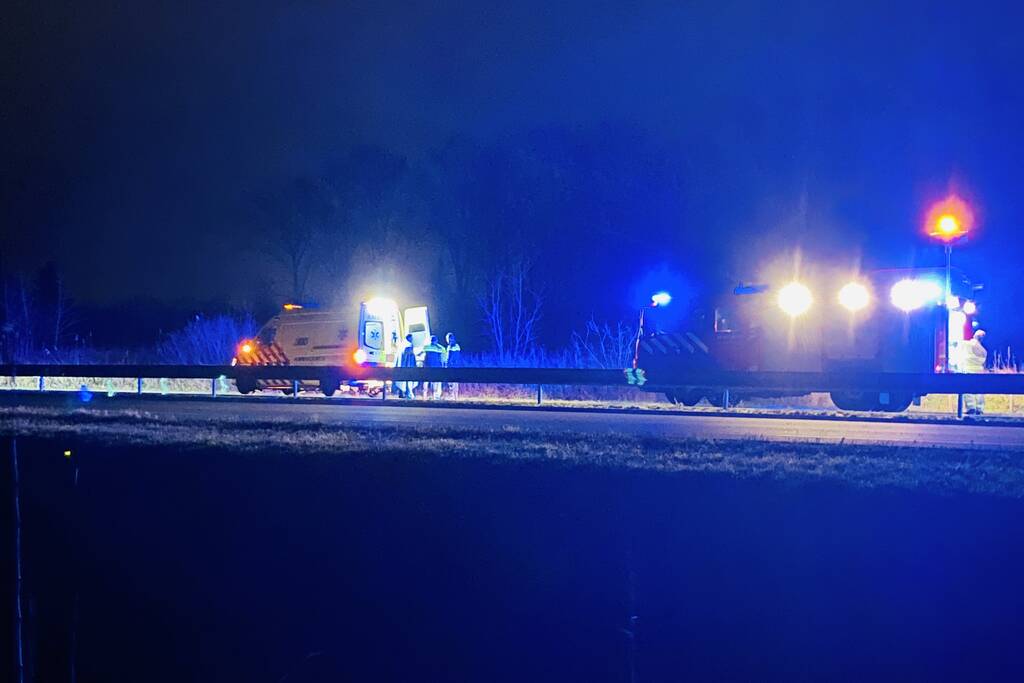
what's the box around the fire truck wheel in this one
[831,391,913,413]
[235,376,257,395]
[320,377,340,397]
[829,391,873,411]
[877,392,913,413]
[703,391,727,408]
[665,390,702,406]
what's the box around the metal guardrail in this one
[2,364,1024,394]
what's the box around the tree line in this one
[245,126,696,354]
[2,125,702,363]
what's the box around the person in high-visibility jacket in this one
[444,332,462,400]
[961,329,988,415]
[422,335,446,399]
[398,334,418,399]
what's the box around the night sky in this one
[3,1,1023,345]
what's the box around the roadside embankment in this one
[3,404,1024,497]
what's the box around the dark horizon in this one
[3,1,1023,350]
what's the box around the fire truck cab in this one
[234,299,431,396]
[638,266,980,412]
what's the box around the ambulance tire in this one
[320,377,340,397]
[235,376,257,395]
[281,387,294,396]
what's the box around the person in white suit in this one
[961,329,988,415]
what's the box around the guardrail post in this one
[536,384,543,405]
[957,394,964,419]
[211,378,217,398]
[292,379,300,400]
[137,377,143,395]
[381,382,387,402]
[38,376,44,392]
[722,388,730,410]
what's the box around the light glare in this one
[890,279,942,312]
[925,195,973,242]
[778,281,812,317]
[651,291,672,307]
[365,297,396,317]
[837,282,870,312]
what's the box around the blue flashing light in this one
[78,385,93,403]
[651,291,672,307]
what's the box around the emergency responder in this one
[444,332,461,400]
[962,329,988,415]
[422,335,446,399]
[398,333,418,399]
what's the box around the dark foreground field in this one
[3,410,1024,681]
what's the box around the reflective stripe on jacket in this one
[423,343,445,368]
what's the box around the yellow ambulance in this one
[233,299,431,396]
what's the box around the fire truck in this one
[636,266,981,412]
[233,299,431,396]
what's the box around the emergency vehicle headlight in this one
[963,300,977,315]
[240,342,253,354]
[837,282,870,312]
[778,281,812,317]
[353,349,368,365]
[890,279,942,312]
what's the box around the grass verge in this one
[2,405,1023,498]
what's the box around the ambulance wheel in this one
[281,387,294,396]
[235,376,257,395]
[319,377,340,397]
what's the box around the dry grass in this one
[3,405,1024,498]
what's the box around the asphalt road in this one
[4,391,1024,450]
